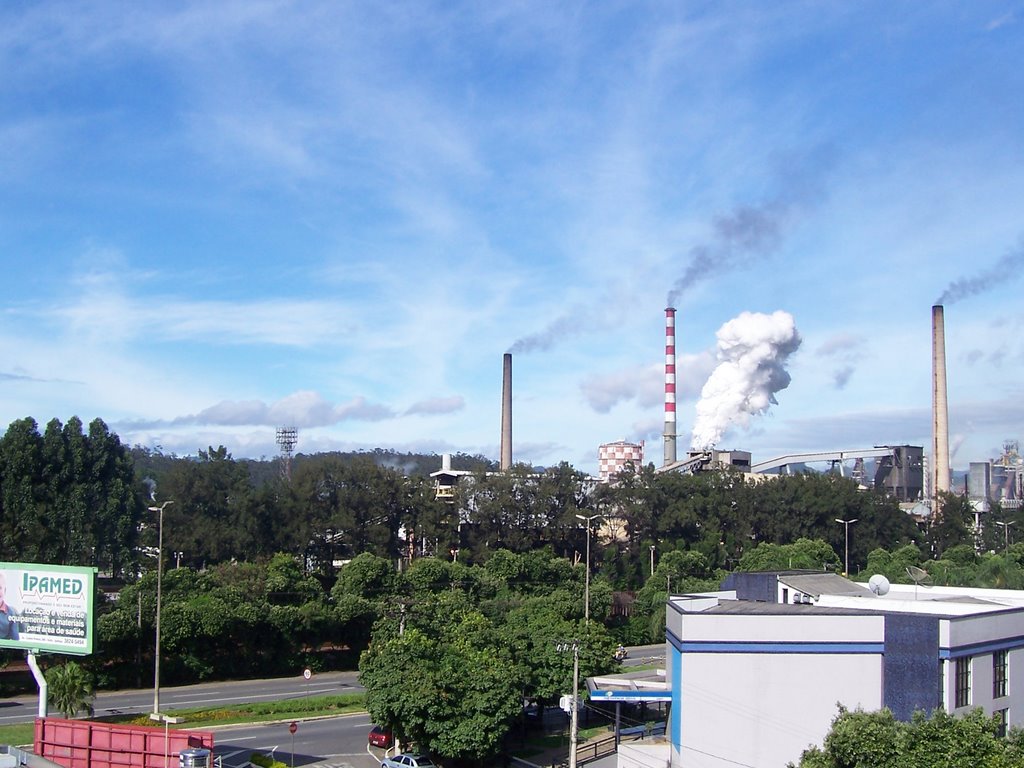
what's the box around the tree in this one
[360,622,524,764]
[865,544,922,583]
[793,705,1016,768]
[46,661,95,718]
[495,600,618,706]
[0,417,140,576]
[738,538,841,572]
[160,446,257,566]
[795,706,904,768]
[929,492,973,559]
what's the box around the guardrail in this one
[508,719,666,767]
[575,734,616,764]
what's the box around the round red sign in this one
[289,721,297,734]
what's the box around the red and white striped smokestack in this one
[932,305,950,505]
[501,352,512,471]
[664,307,678,466]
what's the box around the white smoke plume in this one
[690,310,802,450]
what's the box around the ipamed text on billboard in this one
[0,563,95,655]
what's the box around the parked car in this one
[381,754,437,768]
[368,725,394,748]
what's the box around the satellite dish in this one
[868,574,890,596]
[906,566,933,586]
[906,566,932,599]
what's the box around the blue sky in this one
[1,1,1022,476]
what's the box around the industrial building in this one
[968,441,1024,512]
[656,573,1024,768]
[598,441,645,483]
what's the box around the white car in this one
[381,754,438,768]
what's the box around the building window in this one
[995,708,1008,739]
[994,649,1008,699]
[955,656,972,708]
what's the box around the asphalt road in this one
[0,670,364,726]
[210,711,383,768]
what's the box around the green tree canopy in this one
[793,705,1019,768]
[738,538,841,572]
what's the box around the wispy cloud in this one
[405,396,465,416]
[581,351,716,414]
[123,391,396,429]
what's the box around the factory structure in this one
[968,441,1024,511]
[432,303,1019,516]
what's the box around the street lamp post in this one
[995,520,1017,552]
[649,544,655,576]
[575,514,603,622]
[148,500,173,719]
[835,518,858,577]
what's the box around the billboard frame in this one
[0,562,95,656]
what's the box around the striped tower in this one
[664,307,677,466]
[932,305,950,506]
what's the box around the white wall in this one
[939,612,1024,726]
[618,743,670,768]
[668,609,887,766]
[675,650,883,767]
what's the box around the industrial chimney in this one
[932,305,950,506]
[501,352,512,471]
[664,307,677,466]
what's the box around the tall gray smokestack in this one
[932,305,950,506]
[501,353,512,471]
[664,307,677,466]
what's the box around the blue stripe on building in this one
[675,640,884,654]
[940,634,1024,659]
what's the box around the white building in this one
[664,571,1024,768]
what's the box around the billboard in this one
[0,563,95,655]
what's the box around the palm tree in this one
[46,661,95,718]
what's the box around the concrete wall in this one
[669,612,886,768]
[617,743,670,768]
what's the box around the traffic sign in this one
[289,721,297,735]
[303,668,312,680]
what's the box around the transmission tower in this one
[275,427,298,480]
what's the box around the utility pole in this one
[556,640,581,768]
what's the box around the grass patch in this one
[0,693,367,748]
[0,724,34,748]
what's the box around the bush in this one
[249,753,288,768]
